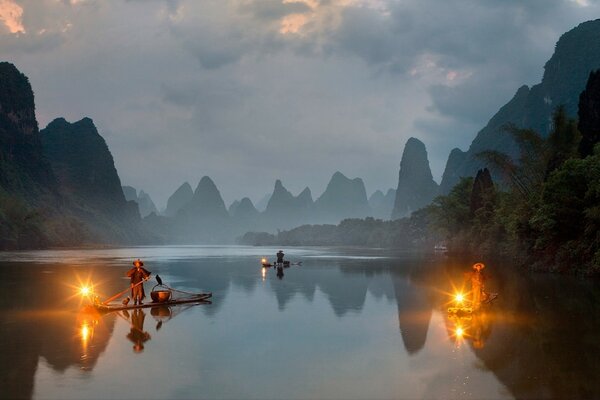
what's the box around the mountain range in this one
[2,19,600,247]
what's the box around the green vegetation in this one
[428,100,600,274]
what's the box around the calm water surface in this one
[1,246,599,399]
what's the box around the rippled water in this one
[1,246,599,399]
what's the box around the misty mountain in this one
[0,63,65,248]
[232,197,260,230]
[228,199,241,216]
[172,176,231,242]
[314,172,370,223]
[41,117,151,243]
[255,193,271,212]
[186,176,229,217]
[122,185,137,202]
[440,19,600,193]
[392,138,439,219]
[369,188,396,220]
[165,182,194,217]
[0,62,56,199]
[121,186,158,217]
[262,180,314,230]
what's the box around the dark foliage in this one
[238,214,435,249]
[470,168,494,217]
[578,70,600,157]
[432,104,599,274]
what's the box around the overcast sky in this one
[1,0,598,208]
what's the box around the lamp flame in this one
[455,292,464,304]
[80,285,93,297]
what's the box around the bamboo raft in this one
[93,292,212,312]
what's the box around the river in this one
[0,246,598,399]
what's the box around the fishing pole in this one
[102,279,147,305]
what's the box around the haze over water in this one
[1,246,599,399]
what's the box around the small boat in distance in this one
[434,243,448,253]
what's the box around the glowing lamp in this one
[455,293,464,304]
[456,327,464,338]
[80,286,91,297]
[261,258,267,264]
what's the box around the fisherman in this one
[276,250,285,264]
[471,263,486,310]
[126,259,151,305]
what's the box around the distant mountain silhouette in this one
[0,63,65,247]
[263,180,314,230]
[392,138,439,219]
[230,197,260,237]
[173,176,230,242]
[369,188,396,220]
[121,186,158,217]
[314,172,370,224]
[41,117,151,243]
[122,185,137,202]
[0,62,56,199]
[440,19,600,193]
[233,197,259,221]
[255,193,271,212]
[165,182,193,217]
[184,176,229,218]
[228,199,241,216]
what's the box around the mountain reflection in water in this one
[0,247,599,399]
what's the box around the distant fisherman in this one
[127,259,151,305]
[276,250,285,264]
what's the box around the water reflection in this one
[1,249,599,399]
[122,309,151,353]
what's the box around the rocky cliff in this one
[41,117,149,243]
[369,188,396,220]
[122,185,137,202]
[0,62,56,198]
[263,180,314,230]
[173,176,230,242]
[165,182,193,217]
[440,19,600,193]
[121,186,158,217]
[232,197,260,226]
[314,172,370,224]
[392,138,439,219]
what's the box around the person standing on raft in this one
[471,263,487,310]
[127,259,151,305]
[276,250,285,264]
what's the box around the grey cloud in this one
[238,0,312,20]
[2,0,598,207]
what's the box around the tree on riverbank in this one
[428,72,600,273]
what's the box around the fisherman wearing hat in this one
[471,263,486,310]
[126,259,151,305]
[276,250,285,265]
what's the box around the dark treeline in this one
[239,212,434,249]
[242,71,600,275]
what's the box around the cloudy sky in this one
[1,0,598,208]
